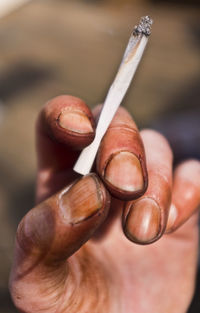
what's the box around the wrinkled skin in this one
[9,96,200,313]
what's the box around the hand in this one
[9,95,200,313]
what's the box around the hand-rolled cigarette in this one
[74,16,153,176]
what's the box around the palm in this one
[62,204,198,313]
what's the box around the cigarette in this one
[74,16,153,176]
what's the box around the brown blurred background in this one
[0,0,199,312]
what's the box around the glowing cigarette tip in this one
[133,16,153,36]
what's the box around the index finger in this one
[36,95,95,202]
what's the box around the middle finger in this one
[96,107,148,201]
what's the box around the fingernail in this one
[60,174,103,224]
[166,204,177,232]
[124,198,161,243]
[104,151,144,192]
[58,109,93,134]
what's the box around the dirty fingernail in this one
[58,110,93,134]
[60,174,103,224]
[124,198,161,243]
[104,151,144,192]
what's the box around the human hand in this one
[9,95,200,313]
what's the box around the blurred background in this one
[0,0,199,312]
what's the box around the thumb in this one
[10,174,110,312]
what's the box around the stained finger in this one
[36,95,95,202]
[10,174,110,312]
[123,129,173,244]
[96,107,148,200]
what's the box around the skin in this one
[9,95,200,313]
